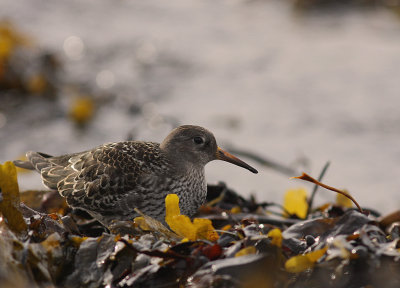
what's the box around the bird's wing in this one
[40,142,166,214]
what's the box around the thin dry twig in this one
[292,172,363,213]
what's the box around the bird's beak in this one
[216,147,258,174]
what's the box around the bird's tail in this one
[14,151,65,190]
[13,151,54,172]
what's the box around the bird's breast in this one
[171,168,207,217]
[129,167,207,221]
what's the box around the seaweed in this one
[1,160,400,288]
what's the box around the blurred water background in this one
[1,0,400,213]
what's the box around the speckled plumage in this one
[14,125,257,225]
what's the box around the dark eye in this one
[193,136,204,145]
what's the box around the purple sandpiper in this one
[14,125,257,225]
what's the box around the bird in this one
[14,125,258,225]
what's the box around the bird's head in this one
[160,125,258,174]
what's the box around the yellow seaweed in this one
[165,194,219,241]
[336,190,353,208]
[285,246,328,273]
[267,228,282,248]
[283,188,308,219]
[0,161,27,234]
[235,246,257,257]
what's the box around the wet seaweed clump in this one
[1,161,400,288]
[0,21,59,100]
